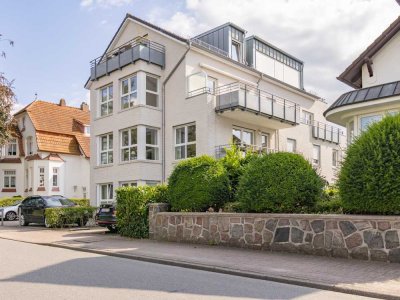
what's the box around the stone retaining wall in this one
[148,203,400,263]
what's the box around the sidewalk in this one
[1,223,399,300]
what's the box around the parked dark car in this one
[19,195,79,227]
[95,204,117,232]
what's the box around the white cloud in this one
[11,102,25,115]
[80,0,133,9]
[149,0,400,103]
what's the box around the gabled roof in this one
[338,15,400,89]
[14,100,90,158]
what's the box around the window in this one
[120,181,137,187]
[348,121,354,144]
[99,183,113,202]
[146,128,159,160]
[287,138,296,153]
[231,41,240,62]
[100,85,113,116]
[232,127,254,146]
[99,133,113,165]
[261,134,270,149]
[52,168,59,187]
[121,75,137,109]
[313,145,321,166]
[145,180,160,186]
[302,111,314,125]
[121,128,137,162]
[175,124,196,160]
[27,136,33,155]
[332,149,339,167]
[4,170,16,188]
[25,169,28,190]
[146,75,159,107]
[207,76,217,94]
[7,139,17,156]
[84,126,90,136]
[39,167,45,187]
[360,115,382,132]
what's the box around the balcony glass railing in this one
[311,121,341,144]
[215,82,300,124]
[215,144,277,159]
[90,36,165,80]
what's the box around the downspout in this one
[162,41,191,183]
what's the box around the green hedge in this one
[117,184,168,238]
[168,155,230,212]
[0,196,23,207]
[70,198,90,207]
[237,152,325,213]
[338,114,400,214]
[44,206,96,228]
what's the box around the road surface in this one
[0,238,374,300]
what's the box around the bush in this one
[338,114,400,214]
[168,155,230,212]
[314,186,343,214]
[44,206,96,228]
[69,198,90,206]
[117,184,168,238]
[0,196,23,207]
[237,152,325,213]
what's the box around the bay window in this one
[39,167,45,187]
[121,75,137,109]
[121,127,137,162]
[145,127,159,160]
[175,124,196,160]
[146,75,159,107]
[99,133,113,165]
[100,85,113,116]
[7,139,17,156]
[52,168,59,187]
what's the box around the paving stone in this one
[370,250,388,262]
[274,227,290,243]
[339,221,357,237]
[385,230,399,249]
[345,233,363,249]
[388,248,400,263]
[364,230,384,249]
[231,224,244,239]
[378,221,391,231]
[313,233,324,249]
[350,247,369,260]
[311,220,325,233]
[291,227,304,243]
[265,219,278,232]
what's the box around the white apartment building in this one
[0,99,91,199]
[325,16,400,142]
[86,14,345,206]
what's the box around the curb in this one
[0,236,397,300]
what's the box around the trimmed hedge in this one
[44,206,96,228]
[168,155,230,212]
[338,114,400,214]
[70,198,90,207]
[117,184,168,238]
[0,196,23,207]
[237,152,325,213]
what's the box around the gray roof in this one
[324,80,400,116]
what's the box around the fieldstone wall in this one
[149,203,400,263]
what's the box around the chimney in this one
[59,98,66,106]
[80,102,89,112]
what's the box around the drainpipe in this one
[161,41,191,183]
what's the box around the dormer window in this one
[231,41,240,62]
[84,126,90,136]
[7,139,17,156]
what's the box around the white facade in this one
[87,16,345,206]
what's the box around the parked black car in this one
[95,204,117,232]
[19,195,78,227]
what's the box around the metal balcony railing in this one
[90,36,165,80]
[311,121,342,144]
[215,144,277,159]
[215,82,300,124]
[190,38,230,58]
[187,87,214,98]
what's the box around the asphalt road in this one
[0,238,375,300]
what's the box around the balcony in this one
[90,37,165,81]
[311,121,341,144]
[215,144,277,159]
[215,83,300,129]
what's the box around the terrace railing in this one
[215,144,277,159]
[311,121,341,144]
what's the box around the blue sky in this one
[1,0,399,112]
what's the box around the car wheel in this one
[19,214,29,226]
[6,211,17,221]
[107,224,118,233]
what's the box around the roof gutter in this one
[161,41,191,183]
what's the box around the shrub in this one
[338,114,400,214]
[117,184,168,238]
[0,196,23,207]
[69,198,90,207]
[44,206,96,228]
[168,155,230,211]
[314,186,343,214]
[237,152,325,213]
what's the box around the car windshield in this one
[43,196,75,207]
[12,200,22,206]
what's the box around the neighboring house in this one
[85,14,345,206]
[0,99,91,199]
[325,16,400,143]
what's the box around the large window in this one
[175,124,196,160]
[302,111,314,125]
[99,183,113,202]
[232,127,254,146]
[287,138,296,153]
[120,181,137,187]
[332,149,339,168]
[39,167,45,187]
[52,168,59,187]
[146,128,159,160]
[3,170,16,188]
[121,75,137,109]
[99,133,113,165]
[313,145,321,166]
[360,114,382,132]
[7,138,17,156]
[146,75,159,107]
[100,85,113,116]
[121,128,137,162]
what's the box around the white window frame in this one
[119,181,137,187]
[39,167,45,187]
[52,167,59,187]
[145,127,159,160]
[120,74,137,110]
[145,74,159,107]
[232,127,254,146]
[145,180,160,186]
[359,113,382,132]
[231,40,241,62]
[7,138,17,156]
[120,127,138,162]
[261,133,270,149]
[99,85,113,117]
[26,136,33,155]
[312,144,321,166]
[302,110,314,125]
[332,149,339,168]
[3,170,16,188]
[174,123,196,160]
[99,133,113,165]
[98,183,113,202]
[286,138,296,153]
